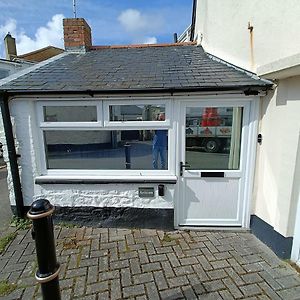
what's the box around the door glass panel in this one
[185,107,243,170]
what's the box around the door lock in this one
[180,161,191,176]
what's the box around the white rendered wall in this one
[253,76,300,237]
[194,0,300,72]
[7,99,174,209]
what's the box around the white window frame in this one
[36,98,175,177]
[103,99,171,128]
[36,100,103,128]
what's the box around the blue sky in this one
[0,0,192,58]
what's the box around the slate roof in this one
[0,44,272,93]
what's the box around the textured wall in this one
[7,98,175,210]
[34,183,174,209]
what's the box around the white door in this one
[178,100,251,227]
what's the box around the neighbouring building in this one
[183,0,300,264]
[0,33,64,157]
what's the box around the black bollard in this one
[124,143,131,169]
[27,199,61,300]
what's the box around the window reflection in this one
[44,130,168,170]
[185,107,243,170]
[109,105,165,121]
[44,106,97,122]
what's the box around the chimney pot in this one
[4,33,17,60]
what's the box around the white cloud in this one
[0,14,64,56]
[118,9,147,32]
[139,36,157,44]
[118,9,161,45]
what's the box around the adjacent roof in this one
[0,43,272,94]
[17,46,64,63]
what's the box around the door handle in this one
[180,161,191,176]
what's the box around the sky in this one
[0,0,193,58]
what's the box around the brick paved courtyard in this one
[1,226,300,299]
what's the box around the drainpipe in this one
[0,91,24,217]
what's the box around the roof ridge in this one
[90,42,196,50]
[18,45,64,58]
[205,51,273,85]
[0,52,69,88]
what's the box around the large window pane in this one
[43,106,97,122]
[185,107,243,170]
[44,130,168,170]
[109,104,165,121]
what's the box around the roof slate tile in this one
[0,45,272,92]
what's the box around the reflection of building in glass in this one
[110,105,165,121]
[45,130,168,170]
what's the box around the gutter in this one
[3,84,272,97]
[0,92,24,217]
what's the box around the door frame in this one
[174,94,260,229]
[291,187,300,265]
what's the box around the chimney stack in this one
[63,18,92,52]
[4,33,17,60]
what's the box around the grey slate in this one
[0,45,272,92]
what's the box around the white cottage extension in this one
[0,19,272,233]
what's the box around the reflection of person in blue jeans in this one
[153,113,167,169]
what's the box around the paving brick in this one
[129,258,142,275]
[145,282,160,300]
[133,272,153,284]
[99,270,119,281]
[149,253,167,262]
[110,278,122,300]
[65,267,87,278]
[174,265,194,276]
[74,275,86,297]
[141,262,161,272]
[86,281,109,294]
[242,272,264,284]
[161,260,176,278]
[86,265,98,284]
[276,274,300,289]
[167,275,189,288]
[239,283,263,297]
[179,256,198,266]
[219,289,235,300]
[207,269,227,280]
[122,284,145,298]
[121,267,132,287]
[203,279,226,292]
[166,252,181,267]
[258,271,282,290]
[258,282,282,300]
[159,287,184,300]
[153,270,168,290]
[222,277,243,299]
[277,286,300,300]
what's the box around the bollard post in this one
[27,199,61,300]
[124,143,131,169]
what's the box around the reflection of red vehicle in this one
[201,107,222,127]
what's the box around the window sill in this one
[35,175,177,185]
